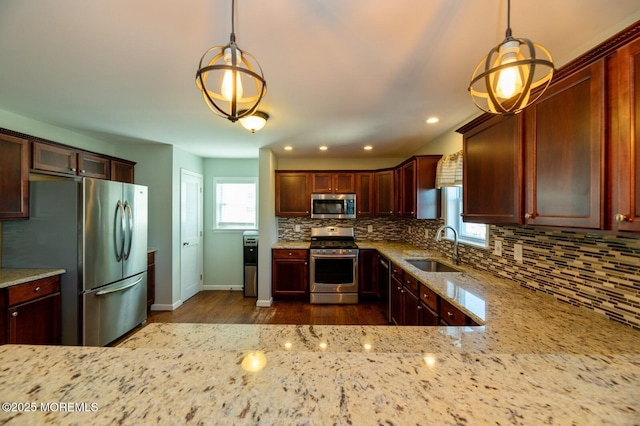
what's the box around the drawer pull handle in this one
[12,311,18,317]
[447,311,454,317]
[423,293,429,298]
[34,287,41,292]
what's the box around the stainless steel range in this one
[309,226,359,304]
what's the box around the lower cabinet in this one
[1,275,62,345]
[358,249,379,299]
[147,251,156,311]
[272,249,309,300]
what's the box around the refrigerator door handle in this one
[123,201,133,260]
[95,275,144,296]
[114,201,125,261]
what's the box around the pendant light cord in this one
[505,0,512,39]
[230,0,236,43]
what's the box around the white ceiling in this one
[1,1,639,159]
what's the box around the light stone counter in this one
[0,268,65,289]
[1,242,639,424]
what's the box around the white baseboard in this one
[256,298,273,307]
[150,300,183,311]
[202,285,243,291]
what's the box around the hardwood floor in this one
[147,290,390,326]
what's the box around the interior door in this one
[180,169,203,302]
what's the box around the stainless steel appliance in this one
[243,230,258,297]
[309,226,358,304]
[310,193,356,219]
[2,178,148,346]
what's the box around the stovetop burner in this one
[309,226,358,251]
[309,239,358,250]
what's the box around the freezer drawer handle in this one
[95,276,144,297]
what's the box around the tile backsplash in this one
[277,217,640,329]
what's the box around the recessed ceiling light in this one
[284,146,293,151]
[426,117,439,124]
[319,146,328,151]
[364,145,373,151]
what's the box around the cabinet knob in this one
[524,213,535,219]
[81,169,86,173]
[406,280,411,284]
[288,252,292,256]
[70,168,76,172]
[447,311,454,317]
[397,286,402,291]
[418,305,422,310]
[615,213,629,223]
[401,289,405,293]
[423,293,429,299]
[34,286,41,292]
[12,311,18,317]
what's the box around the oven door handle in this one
[311,254,358,259]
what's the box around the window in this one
[214,177,257,230]
[442,186,488,248]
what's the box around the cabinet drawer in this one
[272,249,308,259]
[7,275,60,306]
[403,273,419,295]
[439,298,467,326]
[419,283,438,311]
[391,265,403,282]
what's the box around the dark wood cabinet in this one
[272,249,309,300]
[390,271,404,326]
[357,249,378,299]
[0,133,29,220]
[610,37,640,232]
[402,285,419,326]
[419,301,439,326]
[375,170,394,216]
[32,141,78,175]
[111,159,136,184]
[311,172,355,193]
[275,172,310,217]
[147,251,156,311]
[356,172,374,217]
[395,156,441,219]
[2,275,61,345]
[78,152,110,179]
[524,60,606,229]
[461,114,524,224]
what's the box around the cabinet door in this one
[524,60,605,228]
[463,114,523,224]
[147,251,156,311]
[401,161,416,217]
[78,152,110,179]
[272,250,309,300]
[333,173,355,193]
[419,302,439,326]
[111,160,135,183]
[415,156,441,219]
[374,170,394,216]
[275,172,310,216]
[311,173,333,193]
[32,142,78,175]
[8,293,61,345]
[611,37,640,232]
[390,275,404,325]
[357,249,378,298]
[356,173,374,217]
[0,133,29,219]
[403,287,419,326]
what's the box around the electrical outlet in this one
[367,225,373,233]
[408,226,412,234]
[424,229,429,238]
[514,243,523,263]
[494,240,503,256]
[294,224,301,232]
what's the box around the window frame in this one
[213,177,258,231]
[442,186,489,248]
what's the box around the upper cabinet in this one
[33,142,118,181]
[356,172,374,217]
[311,172,355,193]
[0,133,29,220]
[275,172,310,217]
[462,114,523,224]
[375,170,394,216]
[523,60,605,229]
[396,156,441,219]
[610,36,640,232]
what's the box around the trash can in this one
[242,231,258,297]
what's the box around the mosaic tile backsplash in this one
[277,217,640,329]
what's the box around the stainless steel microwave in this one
[311,194,356,219]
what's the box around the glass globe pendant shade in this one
[239,110,269,133]
[469,36,554,115]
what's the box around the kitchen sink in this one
[404,259,459,273]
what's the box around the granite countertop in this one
[0,243,638,424]
[0,268,66,290]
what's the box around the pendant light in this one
[468,0,554,115]
[239,110,269,133]
[195,0,267,122]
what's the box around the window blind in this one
[435,150,463,188]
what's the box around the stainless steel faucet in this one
[435,225,459,265]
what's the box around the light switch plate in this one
[514,243,523,263]
[424,229,429,238]
[494,240,503,256]
[294,224,301,232]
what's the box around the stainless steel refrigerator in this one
[2,178,148,346]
